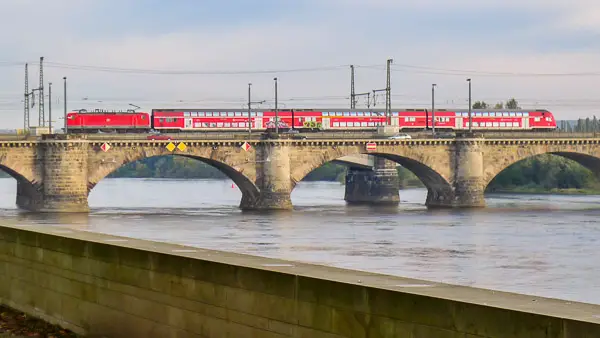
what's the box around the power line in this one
[391,64,600,77]
[43,62,354,75]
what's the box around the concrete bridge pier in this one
[344,158,400,205]
[240,143,293,210]
[427,140,486,208]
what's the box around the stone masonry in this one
[1,136,600,212]
[344,158,400,205]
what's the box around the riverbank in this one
[0,305,79,337]
[487,187,600,195]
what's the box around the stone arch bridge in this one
[1,136,599,212]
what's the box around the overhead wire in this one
[2,59,600,77]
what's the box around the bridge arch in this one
[87,145,260,203]
[482,143,600,189]
[0,151,42,210]
[289,143,453,204]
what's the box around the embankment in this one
[0,224,599,337]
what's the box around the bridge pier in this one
[18,141,90,213]
[426,139,486,208]
[15,179,43,211]
[240,143,293,210]
[344,158,400,205]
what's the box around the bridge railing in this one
[0,130,599,141]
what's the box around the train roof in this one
[151,108,550,112]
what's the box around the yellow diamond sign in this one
[177,142,187,151]
[165,142,176,152]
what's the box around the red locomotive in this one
[66,109,150,133]
[65,107,557,133]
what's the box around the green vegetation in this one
[107,156,226,179]
[487,154,600,194]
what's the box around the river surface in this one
[0,178,599,305]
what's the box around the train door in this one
[185,118,192,129]
[523,117,529,129]
[391,115,399,126]
[321,118,330,130]
[456,117,463,130]
[255,117,263,130]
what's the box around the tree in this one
[472,101,489,109]
[505,98,520,109]
[494,102,504,109]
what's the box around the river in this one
[1,178,599,305]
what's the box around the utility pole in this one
[350,65,356,109]
[247,83,265,134]
[48,82,52,134]
[24,63,30,131]
[38,57,44,127]
[247,83,252,134]
[63,77,67,134]
[350,64,371,109]
[274,77,279,134]
[467,78,472,133]
[385,58,393,125]
[432,84,437,134]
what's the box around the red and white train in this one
[65,108,557,133]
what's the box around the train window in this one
[323,112,329,117]
[493,122,499,127]
[333,122,340,127]
[357,112,363,116]
[509,112,515,116]
[184,112,190,117]
[516,112,522,117]
[524,112,529,117]
[226,112,233,117]
[340,122,347,127]
[342,112,349,116]
[159,118,164,123]
[233,112,240,117]
[482,112,488,116]
[258,112,263,117]
[489,112,495,117]
[141,115,146,119]
[500,122,506,127]
[225,123,231,127]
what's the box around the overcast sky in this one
[1,0,599,128]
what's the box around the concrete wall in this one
[1,224,599,337]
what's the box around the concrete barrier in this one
[0,224,599,337]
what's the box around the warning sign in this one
[177,142,187,151]
[100,143,111,152]
[365,142,377,151]
[241,142,252,152]
[166,142,176,152]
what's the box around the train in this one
[65,107,558,134]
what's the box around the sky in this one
[1,0,600,129]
